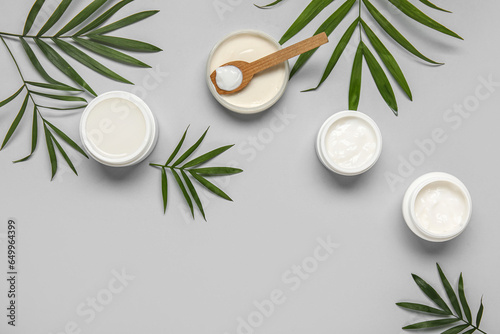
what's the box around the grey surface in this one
[0,0,498,333]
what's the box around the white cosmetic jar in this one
[316,111,383,176]
[206,30,289,114]
[403,172,472,242]
[80,91,158,167]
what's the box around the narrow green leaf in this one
[34,38,96,96]
[0,86,24,108]
[462,329,476,334]
[362,43,398,114]
[51,133,78,175]
[182,145,234,168]
[166,127,189,165]
[56,0,107,36]
[31,91,87,102]
[20,38,79,90]
[279,0,335,44]
[442,324,470,334]
[181,170,206,221]
[190,167,243,176]
[43,125,58,179]
[362,0,442,65]
[88,35,162,53]
[171,168,194,218]
[52,38,132,84]
[189,171,232,201]
[348,43,363,111]
[38,105,87,111]
[161,167,168,213]
[73,37,150,68]
[436,264,462,318]
[361,19,412,100]
[26,81,82,91]
[304,19,358,92]
[419,0,451,13]
[403,318,460,330]
[24,0,46,35]
[458,274,472,323]
[76,0,134,36]
[44,120,89,158]
[13,106,38,163]
[172,128,209,167]
[412,274,453,314]
[91,11,159,35]
[476,297,484,327]
[396,302,451,316]
[388,0,462,39]
[290,0,356,78]
[1,94,29,150]
[254,0,285,9]
[37,0,72,36]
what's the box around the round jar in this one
[80,91,158,167]
[316,111,383,176]
[207,30,289,114]
[403,172,472,242]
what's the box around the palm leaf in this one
[24,0,46,35]
[403,318,459,330]
[348,43,363,111]
[56,0,108,36]
[419,0,451,13]
[13,106,38,163]
[304,18,358,92]
[43,124,58,179]
[26,81,82,91]
[476,297,483,327]
[280,0,335,44]
[51,133,78,175]
[0,86,24,108]
[52,38,132,84]
[161,167,168,213]
[31,91,87,102]
[290,0,356,78]
[458,274,472,323]
[362,42,398,114]
[189,171,232,201]
[436,264,462,318]
[462,329,476,334]
[88,35,162,52]
[37,0,72,36]
[412,274,452,314]
[44,120,88,158]
[91,11,159,35]
[166,127,189,165]
[34,38,96,96]
[75,0,134,35]
[73,37,150,68]
[1,94,29,150]
[172,128,209,167]
[388,0,461,39]
[361,19,412,100]
[396,302,451,316]
[171,168,194,218]
[182,145,234,168]
[181,170,206,221]
[38,105,87,110]
[254,0,285,9]
[190,167,243,176]
[441,324,470,334]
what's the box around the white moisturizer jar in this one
[207,30,289,114]
[403,172,472,242]
[316,111,382,176]
[80,91,158,167]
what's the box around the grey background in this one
[0,0,498,333]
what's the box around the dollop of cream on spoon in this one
[215,65,243,91]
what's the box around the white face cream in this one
[207,30,289,114]
[403,173,472,242]
[80,91,158,167]
[215,65,243,91]
[317,111,382,176]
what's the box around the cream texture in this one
[325,116,377,169]
[215,65,243,91]
[414,181,468,236]
[85,97,146,159]
[209,32,287,109]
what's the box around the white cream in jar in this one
[403,173,472,242]
[207,30,289,114]
[316,111,382,176]
[80,91,158,167]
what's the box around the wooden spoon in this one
[210,32,329,95]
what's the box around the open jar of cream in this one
[403,172,472,242]
[316,111,383,176]
[207,30,289,114]
[80,91,158,167]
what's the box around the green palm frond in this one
[0,0,161,179]
[150,127,243,221]
[397,264,488,334]
[257,0,462,115]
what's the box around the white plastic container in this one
[80,91,158,167]
[316,111,383,176]
[403,172,472,242]
[206,30,289,114]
